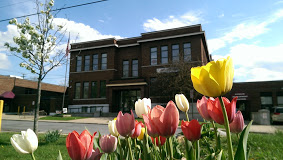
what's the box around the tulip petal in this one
[68,132,86,160]
[10,135,29,154]
[24,129,38,153]
[159,101,179,137]
[143,113,159,137]
[79,130,92,159]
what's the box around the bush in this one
[44,130,62,143]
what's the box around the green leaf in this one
[57,150,63,160]
[234,120,253,160]
[216,150,223,160]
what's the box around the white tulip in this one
[175,94,189,112]
[108,119,119,137]
[10,128,38,154]
[135,98,151,118]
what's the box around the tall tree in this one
[5,0,67,134]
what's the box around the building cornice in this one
[106,82,147,87]
[70,44,118,52]
[70,69,117,74]
[141,24,201,35]
[137,32,204,43]
[118,43,139,48]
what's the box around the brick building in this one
[68,24,211,114]
[226,80,283,120]
[0,75,66,114]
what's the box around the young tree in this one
[5,0,67,134]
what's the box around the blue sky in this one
[0,0,283,85]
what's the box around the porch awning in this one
[0,91,15,99]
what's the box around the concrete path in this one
[2,114,283,134]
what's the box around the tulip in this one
[135,98,151,118]
[137,127,145,140]
[108,119,119,137]
[143,101,179,137]
[151,136,166,146]
[181,120,202,141]
[10,128,38,154]
[131,120,144,139]
[88,148,103,160]
[229,110,245,133]
[175,94,189,112]
[207,97,237,125]
[197,96,212,121]
[116,110,135,137]
[66,130,96,160]
[99,134,117,153]
[191,56,234,97]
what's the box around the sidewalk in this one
[2,114,283,134]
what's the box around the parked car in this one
[271,107,283,124]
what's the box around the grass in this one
[1,131,283,159]
[39,116,86,121]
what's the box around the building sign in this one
[156,67,179,73]
[232,93,248,100]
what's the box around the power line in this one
[0,0,108,23]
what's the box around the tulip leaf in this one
[216,150,223,160]
[57,150,63,160]
[234,120,253,160]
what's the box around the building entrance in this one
[237,100,250,120]
[113,90,141,112]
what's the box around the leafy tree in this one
[5,0,67,134]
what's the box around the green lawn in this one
[39,116,86,121]
[1,131,283,159]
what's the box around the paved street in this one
[2,120,109,135]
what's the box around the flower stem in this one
[166,137,174,160]
[126,137,133,160]
[218,96,234,160]
[143,127,149,160]
[118,137,123,160]
[211,121,220,151]
[31,152,36,160]
[185,111,190,121]
[194,140,200,160]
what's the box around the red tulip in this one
[181,120,202,141]
[151,136,166,146]
[116,110,135,137]
[197,96,213,121]
[99,134,117,153]
[143,101,179,137]
[88,148,103,160]
[131,120,144,138]
[229,110,245,133]
[66,130,97,160]
[207,97,237,125]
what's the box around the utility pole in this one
[22,73,26,79]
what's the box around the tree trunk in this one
[33,73,42,135]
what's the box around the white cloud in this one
[143,11,203,32]
[235,67,283,82]
[218,13,224,18]
[0,25,19,51]
[0,53,11,69]
[53,18,122,43]
[208,9,283,53]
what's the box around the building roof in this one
[0,75,66,95]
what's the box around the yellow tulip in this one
[191,56,234,97]
[137,127,145,140]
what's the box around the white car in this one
[271,107,283,124]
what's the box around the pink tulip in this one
[131,120,144,139]
[66,130,96,160]
[143,101,179,137]
[88,148,103,160]
[197,96,212,121]
[116,110,135,137]
[99,134,117,153]
[229,111,245,133]
[181,120,202,141]
[207,97,237,125]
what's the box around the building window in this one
[93,54,98,70]
[132,60,138,77]
[83,82,89,99]
[172,44,179,62]
[161,46,168,64]
[76,56,82,72]
[260,92,273,109]
[150,47,157,65]
[82,106,88,113]
[101,53,107,70]
[91,81,97,98]
[277,92,283,106]
[84,55,90,71]
[123,60,129,77]
[75,82,81,99]
[184,43,191,61]
[100,80,106,98]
